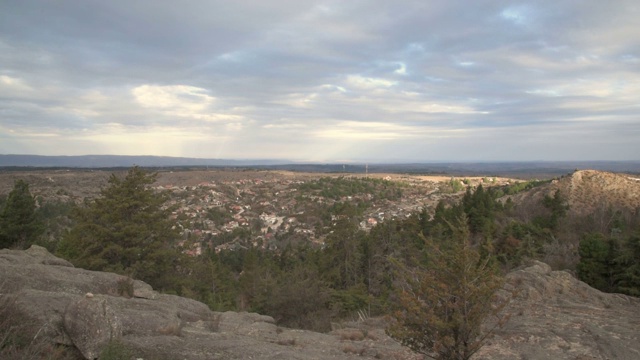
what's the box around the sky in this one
[0,1,639,163]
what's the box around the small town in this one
[155,172,511,256]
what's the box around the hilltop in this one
[510,169,640,216]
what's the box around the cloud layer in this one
[1,1,639,161]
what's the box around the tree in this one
[615,233,640,296]
[57,167,181,290]
[320,214,369,317]
[258,263,333,332]
[576,233,617,292]
[0,180,43,249]
[537,190,569,230]
[389,216,508,360]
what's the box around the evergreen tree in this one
[614,233,640,296]
[258,263,333,331]
[321,213,366,290]
[576,233,617,292]
[389,216,507,360]
[538,190,569,230]
[57,167,181,290]
[0,180,43,249]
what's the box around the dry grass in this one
[364,330,379,341]
[335,328,365,341]
[276,338,296,346]
[342,343,366,355]
[554,170,640,216]
[0,291,82,360]
[156,321,183,336]
[116,276,134,298]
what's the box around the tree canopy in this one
[389,217,507,360]
[57,167,181,290]
[0,179,43,249]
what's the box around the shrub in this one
[99,340,133,360]
[116,277,134,298]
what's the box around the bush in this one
[116,277,134,298]
[99,340,133,360]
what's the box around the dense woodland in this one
[1,167,639,357]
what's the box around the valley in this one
[0,168,517,254]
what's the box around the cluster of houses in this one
[156,175,506,256]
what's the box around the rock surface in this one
[0,246,418,359]
[476,261,640,360]
[2,247,639,359]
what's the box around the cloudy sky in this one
[1,1,639,162]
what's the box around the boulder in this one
[64,295,123,359]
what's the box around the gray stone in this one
[64,296,123,359]
[476,260,640,360]
[4,246,639,360]
[0,246,417,359]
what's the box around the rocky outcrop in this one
[3,247,639,359]
[512,170,640,217]
[476,261,640,360]
[0,246,417,359]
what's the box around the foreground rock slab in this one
[3,246,639,359]
[0,246,418,359]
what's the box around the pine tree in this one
[389,216,508,360]
[57,167,181,290]
[576,233,616,292]
[0,180,43,249]
[615,233,640,296]
[541,190,569,230]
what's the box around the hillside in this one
[558,170,640,215]
[510,169,640,216]
[0,169,512,252]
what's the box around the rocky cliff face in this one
[1,246,639,359]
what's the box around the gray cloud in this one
[0,0,638,161]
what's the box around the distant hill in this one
[1,155,640,178]
[511,169,640,216]
[260,161,640,178]
[0,155,287,168]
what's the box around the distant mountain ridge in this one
[1,154,640,178]
[0,154,288,168]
